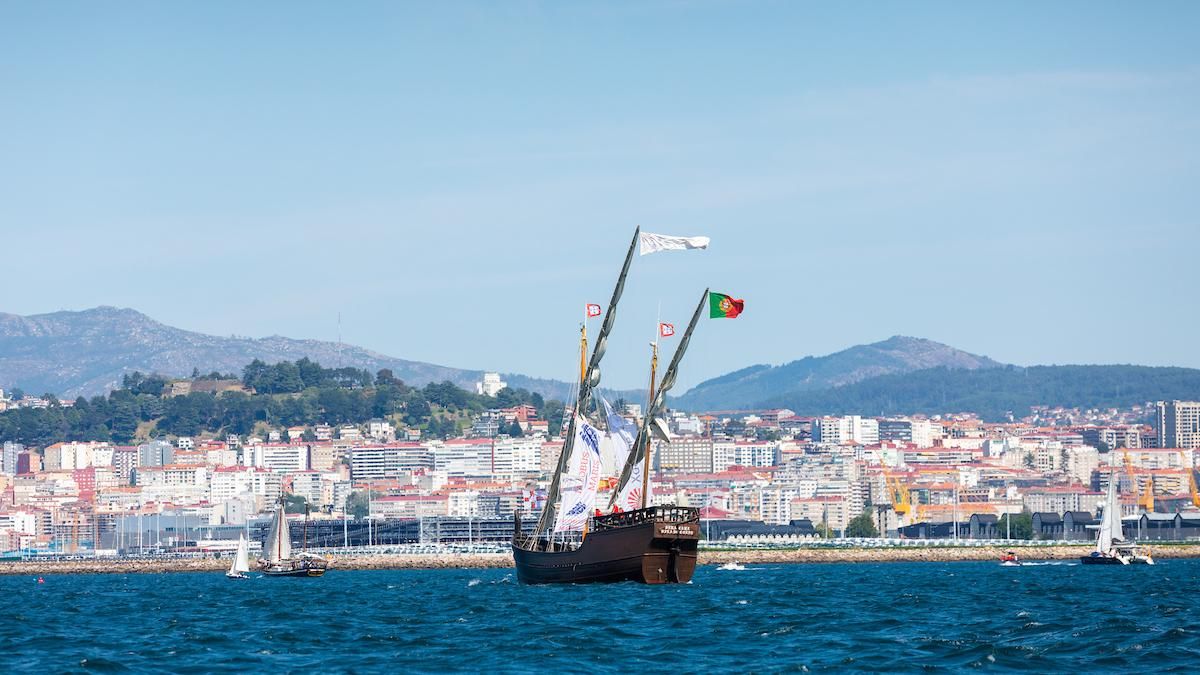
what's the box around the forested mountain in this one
[673,336,1001,410]
[4,308,1195,421]
[0,306,590,400]
[0,359,563,447]
[759,365,1200,421]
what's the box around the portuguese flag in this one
[709,292,744,319]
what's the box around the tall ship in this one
[258,498,330,577]
[1080,469,1154,565]
[512,228,710,584]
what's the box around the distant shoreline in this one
[5,544,1200,575]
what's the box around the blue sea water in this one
[3,559,1199,672]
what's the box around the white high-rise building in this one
[733,442,781,469]
[475,372,507,397]
[245,444,310,473]
[349,444,435,480]
[1157,401,1200,449]
[1064,445,1100,484]
[2,442,23,474]
[448,491,482,516]
[853,417,880,445]
[433,438,539,479]
[909,419,936,448]
[138,440,175,467]
[813,416,878,445]
[211,467,282,510]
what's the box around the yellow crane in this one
[1183,450,1200,509]
[1123,449,1154,513]
[887,475,911,518]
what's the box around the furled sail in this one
[535,228,640,536]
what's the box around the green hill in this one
[673,336,1001,411]
[759,365,1200,421]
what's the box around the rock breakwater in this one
[5,544,1199,575]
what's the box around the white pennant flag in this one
[639,231,710,256]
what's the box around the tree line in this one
[765,365,1200,422]
[0,359,564,448]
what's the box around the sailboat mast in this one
[534,227,641,538]
[611,289,709,507]
[641,342,658,509]
[277,503,283,561]
[580,316,588,386]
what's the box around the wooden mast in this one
[641,341,657,509]
[578,319,588,542]
[533,227,640,541]
[611,289,709,509]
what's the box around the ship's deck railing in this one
[512,506,699,549]
[592,505,698,532]
[514,532,584,552]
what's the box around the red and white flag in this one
[586,304,602,318]
[659,322,675,338]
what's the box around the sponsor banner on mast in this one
[600,396,637,475]
[554,414,604,532]
[617,463,645,512]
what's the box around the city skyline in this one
[3,2,1198,391]
[3,3,1199,667]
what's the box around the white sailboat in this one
[226,535,250,579]
[1080,471,1154,565]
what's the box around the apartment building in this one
[1157,401,1200,449]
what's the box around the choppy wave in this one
[3,560,1199,671]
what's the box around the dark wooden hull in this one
[258,558,328,577]
[261,567,326,577]
[512,506,699,584]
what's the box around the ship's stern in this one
[640,511,700,584]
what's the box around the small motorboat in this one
[999,551,1022,567]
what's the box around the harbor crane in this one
[887,475,911,519]
[1183,450,1200,509]
[1123,449,1154,513]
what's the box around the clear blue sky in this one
[2,2,1197,391]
